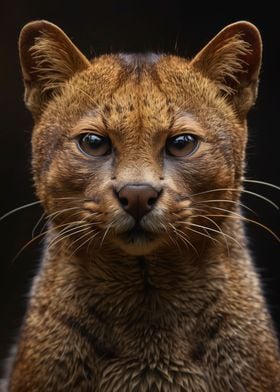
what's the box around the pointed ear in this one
[191,21,262,117]
[19,20,90,118]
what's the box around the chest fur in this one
[96,358,208,391]
[59,314,209,391]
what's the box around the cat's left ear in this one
[191,21,262,117]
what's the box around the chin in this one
[116,242,159,256]
[112,228,164,256]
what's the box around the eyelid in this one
[170,131,200,138]
[168,128,206,141]
[70,128,106,139]
[169,131,205,142]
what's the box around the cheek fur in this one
[166,149,235,198]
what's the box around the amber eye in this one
[78,133,111,157]
[165,134,199,157]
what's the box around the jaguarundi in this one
[2,20,280,391]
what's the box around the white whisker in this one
[179,220,242,248]
[181,222,222,245]
[192,199,256,214]
[100,221,114,247]
[169,223,199,256]
[32,212,46,238]
[190,188,279,210]
[72,232,99,257]
[48,223,92,250]
[200,214,280,242]
[0,200,42,222]
[243,179,280,191]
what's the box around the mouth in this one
[113,221,164,255]
[120,223,155,244]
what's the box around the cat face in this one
[19,21,262,256]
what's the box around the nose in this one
[115,184,161,221]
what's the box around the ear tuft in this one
[19,20,90,117]
[194,33,252,95]
[191,21,262,116]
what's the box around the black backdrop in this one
[0,2,279,370]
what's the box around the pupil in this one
[85,134,102,147]
[174,135,191,149]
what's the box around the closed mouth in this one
[120,224,154,243]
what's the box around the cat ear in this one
[19,20,90,118]
[191,21,262,117]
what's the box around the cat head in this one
[19,20,262,256]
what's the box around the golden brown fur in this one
[4,20,280,391]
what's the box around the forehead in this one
[57,53,233,136]
[92,54,176,131]
[74,54,190,127]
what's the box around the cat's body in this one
[4,21,280,391]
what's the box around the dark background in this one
[0,1,279,371]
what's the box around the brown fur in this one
[5,20,280,391]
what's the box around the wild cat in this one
[3,20,280,391]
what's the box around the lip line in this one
[120,223,154,242]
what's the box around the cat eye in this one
[165,134,199,157]
[78,133,112,157]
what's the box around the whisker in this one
[174,206,209,215]
[199,205,251,219]
[47,206,82,219]
[68,228,92,249]
[11,220,86,263]
[196,215,230,254]
[161,223,182,252]
[243,179,280,191]
[73,234,93,256]
[41,209,84,234]
[47,222,91,247]
[53,197,84,201]
[0,200,42,223]
[48,225,92,251]
[42,204,101,234]
[12,231,47,263]
[198,214,280,242]
[192,199,256,214]
[69,230,92,255]
[32,212,46,238]
[86,231,100,252]
[180,222,222,245]
[169,223,199,256]
[72,231,99,257]
[42,208,80,233]
[83,211,102,222]
[190,188,279,210]
[100,221,114,247]
[179,220,242,248]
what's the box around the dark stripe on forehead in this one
[118,53,162,74]
[117,53,168,101]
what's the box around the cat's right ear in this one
[19,20,90,119]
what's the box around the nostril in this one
[115,184,162,220]
[119,197,128,207]
[148,197,157,206]
[148,189,163,207]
